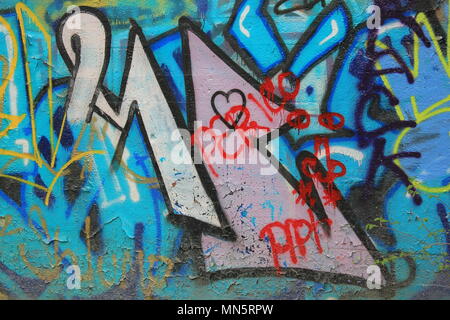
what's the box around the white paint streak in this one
[319,19,339,46]
[101,194,126,209]
[378,22,405,35]
[0,24,18,115]
[239,5,251,38]
[318,146,364,166]
[15,139,29,165]
[122,148,140,203]
[60,12,222,227]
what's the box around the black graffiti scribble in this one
[210,89,247,129]
[352,0,432,205]
[274,0,326,14]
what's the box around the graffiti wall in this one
[0,0,448,300]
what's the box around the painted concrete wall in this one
[0,0,448,299]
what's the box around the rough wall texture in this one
[0,0,448,300]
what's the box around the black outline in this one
[281,22,368,152]
[223,0,289,79]
[210,89,247,130]
[56,6,112,127]
[55,7,237,242]
[180,16,391,288]
[274,0,326,14]
[281,0,353,81]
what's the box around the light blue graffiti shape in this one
[149,31,187,121]
[228,0,286,74]
[286,1,351,79]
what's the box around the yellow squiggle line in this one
[16,3,55,167]
[0,16,18,112]
[44,150,106,205]
[393,107,450,193]
[415,12,450,78]
[376,10,450,122]
[0,112,25,138]
[417,95,450,121]
[375,7,450,194]
[0,148,36,161]
[51,110,67,168]
[0,55,9,119]
[0,173,47,191]
[0,157,19,173]
[16,4,41,166]
[410,96,420,120]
